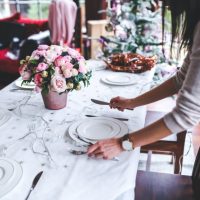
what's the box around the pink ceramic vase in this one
[41,90,68,110]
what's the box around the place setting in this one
[65,101,129,156]
[101,73,139,86]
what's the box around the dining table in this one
[0,60,154,200]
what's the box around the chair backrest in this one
[0,21,26,48]
[192,147,200,199]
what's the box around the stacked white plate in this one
[101,74,137,86]
[67,117,129,146]
[15,77,35,89]
[0,110,11,128]
[0,158,23,198]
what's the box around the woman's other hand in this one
[87,138,124,159]
[110,96,133,111]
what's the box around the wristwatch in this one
[121,134,134,151]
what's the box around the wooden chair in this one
[135,147,200,200]
[141,111,187,174]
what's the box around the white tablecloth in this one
[0,67,153,200]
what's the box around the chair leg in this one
[170,153,174,164]
[174,153,183,174]
[146,150,152,171]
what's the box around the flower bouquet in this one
[19,45,92,109]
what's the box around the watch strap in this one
[122,134,130,142]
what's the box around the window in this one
[0,0,51,19]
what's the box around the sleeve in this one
[172,53,190,90]
[163,22,200,133]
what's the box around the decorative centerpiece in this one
[19,45,92,110]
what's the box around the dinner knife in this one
[91,99,133,111]
[25,171,43,200]
[10,88,33,92]
[85,114,129,121]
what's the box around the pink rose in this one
[63,69,72,78]
[30,50,40,60]
[67,48,80,58]
[34,73,43,87]
[62,62,73,70]
[54,56,72,68]
[38,45,49,51]
[55,67,62,75]
[31,50,46,60]
[54,56,65,68]
[36,63,48,72]
[76,55,84,61]
[22,71,31,80]
[51,75,67,93]
[19,64,27,76]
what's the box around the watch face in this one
[122,140,132,151]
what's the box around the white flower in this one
[45,50,59,63]
[42,71,48,78]
[75,83,81,90]
[71,68,78,76]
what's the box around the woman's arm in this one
[130,76,178,107]
[110,76,178,110]
[129,119,171,147]
[87,118,171,159]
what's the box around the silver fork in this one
[74,134,119,161]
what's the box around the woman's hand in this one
[110,96,134,111]
[87,138,124,159]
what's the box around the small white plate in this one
[0,158,23,198]
[77,118,121,140]
[101,74,137,86]
[67,117,129,145]
[15,77,35,89]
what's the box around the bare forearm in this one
[131,77,178,107]
[129,119,172,147]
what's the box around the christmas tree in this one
[100,0,169,63]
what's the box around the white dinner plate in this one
[0,110,11,128]
[101,74,137,86]
[67,117,129,145]
[0,158,23,198]
[86,60,106,71]
[77,118,121,140]
[15,77,35,89]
